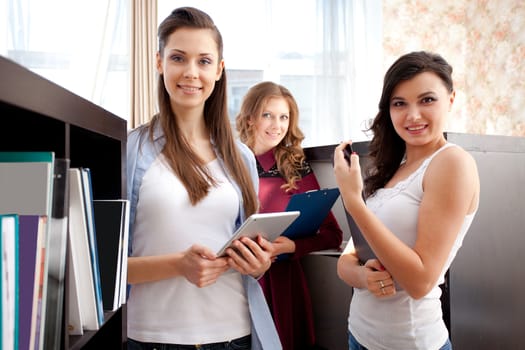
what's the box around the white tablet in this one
[217,211,300,256]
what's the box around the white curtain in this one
[157,0,383,146]
[312,0,383,144]
[2,0,130,121]
[1,0,382,143]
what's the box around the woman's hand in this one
[363,259,396,298]
[179,244,230,288]
[270,236,295,259]
[334,141,365,212]
[225,235,274,278]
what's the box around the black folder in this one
[345,210,377,264]
[282,187,340,239]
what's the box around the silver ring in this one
[379,280,385,288]
[381,287,386,295]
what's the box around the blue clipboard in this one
[282,187,340,239]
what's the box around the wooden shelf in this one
[0,55,127,349]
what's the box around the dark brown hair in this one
[149,7,258,215]
[236,81,306,191]
[364,51,454,197]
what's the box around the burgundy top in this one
[256,148,343,349]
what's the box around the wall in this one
[382,0,525,137]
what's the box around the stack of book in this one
[0,152,129,349]
[67,168,130,336]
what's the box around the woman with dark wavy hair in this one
[236,81,343,350]
[334,51,480,350]
[127,8,280,350]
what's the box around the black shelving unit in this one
[0,55,127,349]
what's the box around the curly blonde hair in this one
[236,81,307,192]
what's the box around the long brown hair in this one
[236,81,306,192]
[149,7,257,215]
[364,51,454,198]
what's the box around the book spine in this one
[42,158,70,350]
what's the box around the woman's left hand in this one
[271,236,295,259]
[364,259,396,298]
[225,235,274,278]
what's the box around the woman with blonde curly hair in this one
[236,81,343,350]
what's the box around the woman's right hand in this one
[363,259,396,298]
[179,244,230,288]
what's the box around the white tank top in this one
[348,143,476,350]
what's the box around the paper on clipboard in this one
[282,187,340,239]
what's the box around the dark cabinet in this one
[302,133,525,350]
[0,55,127,349]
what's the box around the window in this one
[1,0,130,120]
[158,0,383,146]
[1,0,382,146]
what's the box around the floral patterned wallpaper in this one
[382,0,525,136]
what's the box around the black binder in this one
[345,210,377,264]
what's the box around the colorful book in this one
[0,152,54,216]
[0,151,54,350]
[17,215,46,350]
[31,217,47,350]
[1,214,19,350]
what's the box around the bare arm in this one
[334,143,479,299]
[337,239,396,297]
[127,244,230,288]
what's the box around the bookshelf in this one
[0,55,127,349]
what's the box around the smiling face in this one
[251,97,290,155]
[156,27,224,114]
[389,71,455,147]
